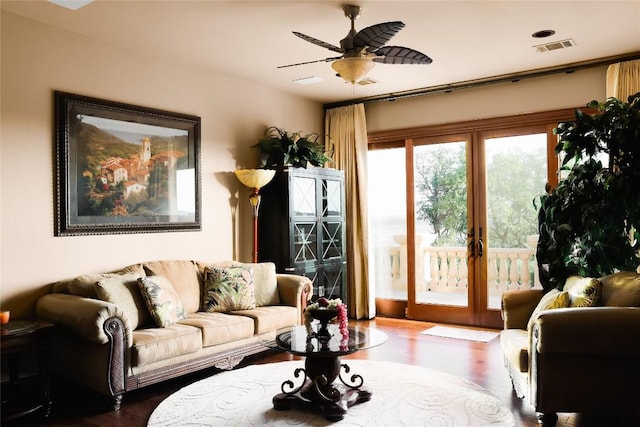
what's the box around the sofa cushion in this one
[202,265,256,312]
[95,272,152,329]
[53,273,117,299]
[600,272,640,307]
[230,306,299,334]
[143,260,201,314]
[131,323,202,366]
[239,262,280,306]
[563,276,602,307]
[138,276,187,327]
[179,312,255,347]
[51,264,147,298]
[500,329,529,373]
[197,261,280,307]
[527,289,570,330]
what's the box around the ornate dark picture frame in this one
[54,91,201,236]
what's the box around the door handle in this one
[468,240,476,258]
[478,226,484,257]
[467,228,475,259]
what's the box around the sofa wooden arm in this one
[276,274,312,323]
[532,307,640,354]
[501,289,543,329]
[36,293,133,346]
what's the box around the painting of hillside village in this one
[75,115,193,219]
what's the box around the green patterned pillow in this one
[563,276,602,307]
[528,289,570,330]
[202,265,256,313]
[138,276,187,327]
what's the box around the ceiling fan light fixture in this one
[331,57,375,84]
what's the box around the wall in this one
[0,12,323,318]
[365,66,608,132]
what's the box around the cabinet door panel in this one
[319,264,346,301]
[292,222,318,263]
[322,221,343,260]
[292,177,316,217]
[322,179,343,217]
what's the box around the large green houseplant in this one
[537,93,640,291]
[253,126,332,169]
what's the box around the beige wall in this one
[1,11,610,319]
[365,66,607,132]
[0,12,323,317]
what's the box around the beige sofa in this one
[36,260,312,410]
[500,271,640,426]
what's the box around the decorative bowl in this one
[307,308,339,323]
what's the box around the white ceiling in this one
[3,1,640,105]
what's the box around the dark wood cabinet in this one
[1,321,53,422]
[259,167,346,301]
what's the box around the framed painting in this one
[54,91,201,236]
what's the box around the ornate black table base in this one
[273,356,371,421]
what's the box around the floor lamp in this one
[234,169,276,263]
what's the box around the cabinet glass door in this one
[292,176,316,217]
[322,222,343,260]
[322,179,343,217]
[320,265,346,300]
[293,222,318,263]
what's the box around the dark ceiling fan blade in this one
[353,21,405,52]
[277,56,343,69]
[292,31,343,53]
[373,46,433,64]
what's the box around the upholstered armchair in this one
[500,272,640,426]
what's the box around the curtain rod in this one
[323,52,640,110]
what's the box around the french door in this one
[368,109,577,328]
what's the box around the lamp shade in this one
[331,57,376,84]
[234,169,276,189]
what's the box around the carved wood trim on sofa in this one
[123,341,270,391]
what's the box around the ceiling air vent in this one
[534,38,576,53]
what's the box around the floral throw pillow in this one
[563,276,602,307]
[203,265,256,313]
[138,276,187,327]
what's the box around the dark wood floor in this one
[6,317,638,426]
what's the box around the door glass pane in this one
[322,222,343,260]
[414,142,468,307]
[293,222,317,262]
[322,179,342,217]
[292,177,316,216]
[367,148,407,300]
[485,134,547,309]
[321,266,344,300]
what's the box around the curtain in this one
[606,59,640,101]
[325,104,374,319]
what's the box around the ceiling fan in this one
[278,4,433,84]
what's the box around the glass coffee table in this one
[272,324,388,421]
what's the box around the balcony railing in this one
[386,234,542,295]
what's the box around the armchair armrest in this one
[501,289,543,329]
[532,307,640,354]
[276,274,313,323]
[36,293,133,346]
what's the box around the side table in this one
[1,320,54,422]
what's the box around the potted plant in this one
[253,126,333,169]
[536,92,640,291]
